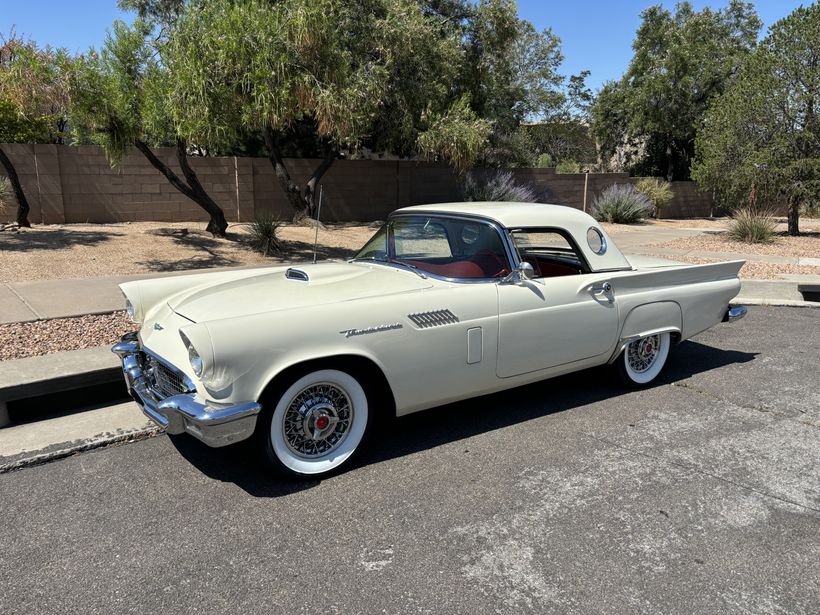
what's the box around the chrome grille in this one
[142,353,190,399]
[408,309,460,329]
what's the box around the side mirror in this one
[501,261,536,285]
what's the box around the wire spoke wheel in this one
[617,332,671,386]
[265,369,371,477]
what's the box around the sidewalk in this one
[1,225,817,325]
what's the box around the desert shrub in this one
[247,213,283,256]
[728,208,777,243]
[0,177,11,217]
[555,159,581,174]
[591,184,653,224]
[462,170,538,202]
[535,153,553,168]
[635,177,674,218]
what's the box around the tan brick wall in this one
[0,144,716,224]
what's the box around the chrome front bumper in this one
[722,305,748,323]
[112,333,261,448]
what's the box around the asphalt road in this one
[1,306,818,614]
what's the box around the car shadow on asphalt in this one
[167,339,757,497]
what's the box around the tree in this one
[459,0,564,166]
[163,0,489,218]
[70,21,229,236]
[590,1,761,180]
[0,33,72,227]
[692,4,820,236]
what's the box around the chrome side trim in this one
[286,267,309,282]
[111,334,261,448]
[723,305,747,323]
[408,309,460,328]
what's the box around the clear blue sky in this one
[0,0,810,91]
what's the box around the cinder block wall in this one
[0,144,715,224]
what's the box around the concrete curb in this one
[0,426,161,474]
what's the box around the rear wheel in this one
[261,368,371,478]
[615,332,671,387]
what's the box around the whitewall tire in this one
[615,332,671,387]
[263,369,370,477]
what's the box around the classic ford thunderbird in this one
[113,202,747,477]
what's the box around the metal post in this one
[582,169,590,213]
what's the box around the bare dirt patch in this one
[0,311,134,361]
[0,221,378,284]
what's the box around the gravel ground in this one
[650,231,820,259]
[642,253,820,279]
[0,221,377,284]
[0,312,134,361]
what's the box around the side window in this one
[511,229,586,278]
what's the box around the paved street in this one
[1,306,818,614]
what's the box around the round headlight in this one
[188,345,204,378]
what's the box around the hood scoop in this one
[285,267,309,282]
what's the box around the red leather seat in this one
[404,260,485,279]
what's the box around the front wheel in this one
[615,332,671,387]
[261,369,371,478]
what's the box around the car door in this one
[496,235,619,378]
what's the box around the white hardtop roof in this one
[393,201,596,230]
[392,202,632,272]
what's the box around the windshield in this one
[354,216,511,280]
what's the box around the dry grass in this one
[0,220,379,284]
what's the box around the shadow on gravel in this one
[0,228,120,252]
[168,339,757,497]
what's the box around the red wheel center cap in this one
[315,415,330,430]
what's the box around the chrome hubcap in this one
[283,383,352,458]
[627,335,660,373]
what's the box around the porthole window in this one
[587,227,607,255]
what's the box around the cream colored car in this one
[113,202,746,477]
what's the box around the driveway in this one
[1,306,818,614]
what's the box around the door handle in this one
[590,282,613,301]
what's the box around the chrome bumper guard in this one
[722,305,748,323]
[112,333,261,448]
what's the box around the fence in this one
[0,143,715,225]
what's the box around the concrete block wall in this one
[0,144,716,224]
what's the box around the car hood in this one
[168,261,433,322]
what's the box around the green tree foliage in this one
[591,1,761,180]
[163,0,490,218]
[0,33,73,226]
[70,22,229,235]
[693,4,819,236]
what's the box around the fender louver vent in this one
[285,268,309,282]
[408,309,459,328]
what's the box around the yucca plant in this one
[635,177,674,218]
[591,184,653,224]
[462,170,538,202]
[728,208,777,243]
[247,213,283,256]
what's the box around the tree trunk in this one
[665,139,674,182]
[787,194,800,236]
[303,149,337,218]
[0,145,32,227]
[133,139,228,237]
[263,125,307,219]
